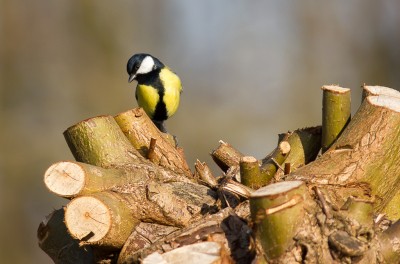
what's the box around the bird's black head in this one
[127,53,163,83]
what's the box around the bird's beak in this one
[128,74,136,83]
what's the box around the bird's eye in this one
[135,64,140,70]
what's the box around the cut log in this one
[44,161,144,198]
[37,208,94,264]
[289,95,400,212]
[321,85,351,153]
[361,84,400,102]
[211,140,244,172]
[250,181,306,260]
[64,181,217,249]
[142,242,232,264]
[64,115,140,167]
[65,191,139,249]
[63,115,194,185]
[114,108,191,177]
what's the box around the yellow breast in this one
[160,68,182,118]
[136,84,160,118]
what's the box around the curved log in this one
[114,108,192,177]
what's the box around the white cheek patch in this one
[137,56,155,74]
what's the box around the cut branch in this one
[250,181,306,260]
[211,140,244,172]
[321,85,351,153]
[259,141,290,185]
[114,108,192,177]
[240,156,261,189]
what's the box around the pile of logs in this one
[38,85,400,264]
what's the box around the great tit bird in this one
[127,53,182,134]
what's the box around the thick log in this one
[64,115,140,167]
[250,181,306,260]
[362,84,400,102]
[37,208,94,264]
[64,181,217,249]
[321,85,351,153]
[63,115,194,185]
[211,140,244,172]
[114,108,191,177]
[289,95,400,211]
[65,191,139,249]
[44,161,144,198]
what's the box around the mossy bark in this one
[283,126,322,171]
[259,141,290,185]
[290,95,400,212]
[250,181,306,260]
[377,218,400,263]
[240,156,261,189]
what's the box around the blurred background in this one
[1,1,400,263]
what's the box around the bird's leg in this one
[153,120,168,134]
[152,120,178,147]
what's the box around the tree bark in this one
[289,95,400,212]
[194,160,218,188]
[281,126,322,171]
[44,161,139,198]
[141,242,232,264]
[211,140,244,172]
[114,108,191,177]
[120,208,251,264]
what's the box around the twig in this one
[147,138,157,161]
[271,158,284,172]
[313,186,332,219]
[284,163,291,175]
